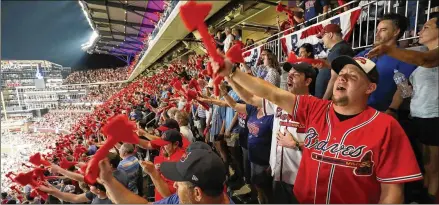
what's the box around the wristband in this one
[388,108,398,113]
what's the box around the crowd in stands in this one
[80,84,123,103]
[2,1,439,204]
[1,133,57,194]
[33,112,85,131]
[53,105,94,112]
[63,67,128,84]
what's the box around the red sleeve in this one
[375,118,423,183]
[292,95,330,126]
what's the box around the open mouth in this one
[336,85,346,91]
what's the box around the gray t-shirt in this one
[85,192,113,204]
[409,66,438,118]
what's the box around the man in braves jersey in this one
[227,62,316,203]
[214,55,422,203]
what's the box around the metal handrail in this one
[243,0,431,63]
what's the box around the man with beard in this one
[226,62,315,203]
[212,55,422,203]
[97,148,233,204]
[326,13,417,115]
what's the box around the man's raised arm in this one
[227,78,262,107]
[217,60,296,114]
[368,45,439,68]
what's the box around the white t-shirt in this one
[263,99,306,185]
[180,126,195,143]
[223,34,234,53]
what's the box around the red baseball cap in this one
[151,129,183,148]
[157,119,180,132]
[317,24,342,38]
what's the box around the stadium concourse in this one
[2,0,439,204]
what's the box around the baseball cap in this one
[157,119,180,132]
[151,129,183,147]
[285,62,317,79]
[331,56,379,84]
[159,149,226,196]
[317,24,342,38]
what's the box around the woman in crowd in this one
[241,49,281,87]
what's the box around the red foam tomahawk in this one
[29,153,51,167]
[287,52,325,66]
[60,157,78,170]
[83,114,139,184]
[13,171,48,200]
[185,89,209,110]
[180,1,244,96]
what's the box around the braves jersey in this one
[292,95,422,204]
[263,99,306,185]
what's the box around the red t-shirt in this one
[153,148,186,201]
[292,95,422,204]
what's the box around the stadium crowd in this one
[33,112,86,131]
[63,67,128,84]
[80,84,124,103]
[1,133,57,195]
[2,1,439,205]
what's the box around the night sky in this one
[1,1,126,70]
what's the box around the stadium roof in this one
[79,0,165,64]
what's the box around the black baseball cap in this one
[151,129,183,148]
[157,119,180,132]
[159,149,226,197]
[284,62,317,79]
[331,56,379,84]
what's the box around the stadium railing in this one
[243,0,434,63]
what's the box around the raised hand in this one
[211,58,234,77]
[139,160,156,175]
[97,158,114,183]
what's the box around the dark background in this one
[1,1,126,70]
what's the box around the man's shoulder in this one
[355,49,370,57]
[153,193,179,204]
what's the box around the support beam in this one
[95,50,124,56]
[92,18,155,28]
[95,23,110,28]
[99,37,143,45]
[85,0,164,13]
[110,50,135,56]
[96,43,141,51]
[98,48,134,55]
[99,31,139,37]
[97,41,142,49]
[113,55,130,65]
[89,8,107,14]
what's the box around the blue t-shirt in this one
[117,155,140,194]
[225,90,240,133]
[154,193,234,204]
[301,0,328,21]
[246,104,274,165]
[356,49,417,111]
[210,105,227,141]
